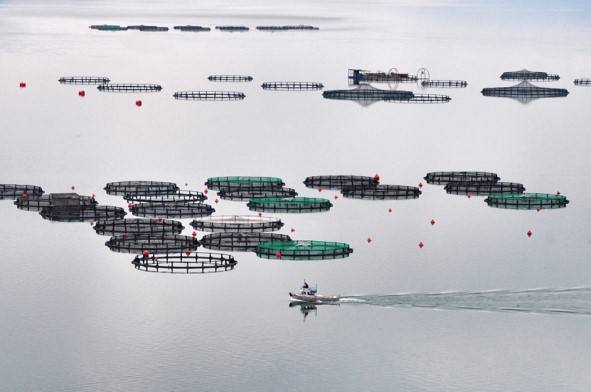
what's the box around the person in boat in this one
[303,280,309,289]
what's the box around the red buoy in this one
[192,231,197,237]
[388,208,392,213]
[158,216,163,222]
[430,219,436,226]
[71,185,75,191]
[204,189,209,194]
[143,250,150,257]
[214,198,219,204]
[275,251,282,259]
[89,220,95,226]
[128,203,133,209]
[185,249,191,256]
[419,241,424,248]
[527,230,532,237]
[22,193,28,199]
[467,193,471,199]
[135,100,142,107]
[258,212,262,217]
[91,193,96,198]
[318,186,323,192]
[154,257,159,262]
[536,208,541,212]
[367,237,372,243]
[123,232,129,239]
[334,195,338,200]
[78,90,85,97]
[290,228,295,233]
[557,191,561,195]
[374,173,380,181]
[19,82,26,88]
[418,182,423,189]
[184,183,188,186]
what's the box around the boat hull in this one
[289,292,340,303]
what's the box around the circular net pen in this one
[0,184,44,200]
[104,181,179,196]
[445,181,525,196]
[105,234,200,254]
[261,82,324,91]
[174,25,211,32]
[323,85,414,103]
[421,80,467,88]
[303,175,379,190]
[191,215,284,233]
[97,83,162,93]
[208,75,252,82]
[481,81,569,103]
[132,252,237,273]
[130,202,215,218]
[256,25,319,31]
[40,205,126,222]
[500,70,560,81]
[59,76,110,85]
[385,94,451,103]
[424,171,500,185]
[94,218,184,236]
[15,193,97,212]
[341,185,421,200]
[574,79,591,86]
[124,190,207,204]
[205,176,285,191]
[173,91,245,101]
[200,232,291,252]
[216,26,249,31]
[255,240,353,260]
[485,193,569,210]
[247,197,333,213]
[217,187,297,201]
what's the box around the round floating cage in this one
[0,184,44,200]
[200,232,291,252]
[421,80,467,88]
[127,25,169,32]
[173,91,245,101]
[256,25,319,31]
[104,181,179,196]
[217,187,297,201]
[90,24,128,31]
[385,94,451,103]
[40,205,126,222]
[574,79,591,86]
[255,240,353,260]
[303,175,379,190]
[59,76,110,85]
[261,82,324,91]
[424,171,500,185]
[97,83,162,92]
[124,190,207,204]
[208,75,253,82]
[174,25,211,32]
[205,176,285,191]
[445,181,525,196]
[215,26,249,31]
[132,252,237,273]
[94,218,184,236]
[341,185,421,200]
[130,202,215,218]
[247,197,333,213]
[105,234,200,254]
[481,81,569,102]
[485,193,569,210]
[15,193,97,212]
[191,215,284,233]
[500,69,560,81]
[323,85,414,102]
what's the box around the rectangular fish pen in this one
[173,91,245,101]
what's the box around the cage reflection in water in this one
[424,171,500,185]
[15,193,97,212]
[129,202,214,218]
[445,181,525,196]
[191,215,284,233]
[132,252,237,273]
[0,184,44,200]
[303,175,378,190]
[124,190,206,204]
[40,205,126,222]
[485,193,569,210]
[255,240,353,260]
[200,232,291,251]
[104,181,179,196]
[93,218,184,236]
[247,197,333,213]
[106,234,200,254]
[341,185,421,200]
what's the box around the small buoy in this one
[367,237,372,243]
[158,216,163,222]
[154,257,159,262]
[89,220,95,226]
[135,100,142,107]
[275,251,282,259]
[290,228,295,233]
[22,193,28,199]
[185,249,191,256]
[388,208,392,213]
[143,250,150,257]
[123,232,129,239]
[78,90,85,97]
[91,193,96,198]
[430,219,436,226]
[258,212,262,217]
[192,231,197,237]
[318,186,323,192]
[204,189,209,194]
[71,185,75,191]
[334,195,338,200]
[374,173,380,181]
[418,241,424,248]
[19,82,26,88]
[527,230,532,237]
[418,182,423,189]
[557,191,561,195]
[214,198,219,204]
[184,183,188,186]
[467,193,471,199]
[536,207,541,212]
[128,203,133,209]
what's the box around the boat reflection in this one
[289,301,340,322]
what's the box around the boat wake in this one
[340,287,591,316]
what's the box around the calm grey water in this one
[2,1,591,391]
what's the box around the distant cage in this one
[215,26,249,31]
[59,76,110,85]
[104,181,179,196]
[132,252,237,273]
[485,193,569,210]
[574,79,591,86]
[445,182,525,196]
[261,82,324,91]
[256,25,319,31]
[191,215,284,233]
[424,171,500,185]
[174,25,211,32]
[421,80,467,88]
[173,91,245,101]
[200,232,291,252]
[482,82,569,98]
[130,202,215,218]
[40,205,126,222]
[323,85,414,101]
[303,175,379,190]
[255,240,353,260]
[205,176,285,191]
[500,69,560,81]
[124,190,207,204]
[93,218,184,236]
[208,75,253,82]
[97,83,162,92]
[247,197,333,213]
[341,185,421,200]
[348,69,418,85]
[15,193,97,211]
[217,187,297,201]
[105,234,200,254]
[0,184,44,200]
[386,94,451,103]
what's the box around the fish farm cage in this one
[385,94,451,104]
[90,25,128,31]
[205,176,285,191]
[15,193,97,212]
[574,79,591,86]
[190,215,284,233]
[247,197,333,213]
[323,85,415,103]
[104,181,179,196]
[256,25,319,31]
[444,181,525,196]
[59,76,110,85]
[105,234,200,254]
[348,69,419,85]
[132,252,237,273]
[174,25,211,32]
[0,184,44,200]
[217,187,297,201]
[500,69,560,81]
[255,240,353,260]
[40,205,126,222]
[261,82,324,91]
[97,84,163,92]
[304,175,379,190]
[129,202,215,218]
[424,171,500,185]
[93,218,184,236]
[485,193,569,210]
[127,25,169,32]
[208,75,253,82]
[173,91,245,101]
[421,80,467,88]
[200,232,292,252]
[124,190,207,204]
[481,81,569,101]
[215,26,249,31]
[341,185,421,200]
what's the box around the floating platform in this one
[90,24,128,31]
[0,184,44,200]
[385,94,451,104]
[500,69,560,81]
[132,252,237,273]
[323,84,414,103]
[40,205,126,222]
[104,181,179,196]
[485,193,569,210]
[255,240,353,260]
[208,75,253,82]
[424,171,500,185]
[215,26,249,31]
[105,234,200,254]
[59,76,110,85]
[261,82,324,91]
[482,81,569,102]
[256,25,319,31]
[97,84,162,93]
[348,69,418,85]
[444,181,525,196]
[191,215,284,233]
[304,175,379,190]
[200,232,291,252]
[93,218,184,236]
[247,197,333,213]
[173,91,245,101]
[341,185,421,200]
[217,187,297,201]
[124,190,206,204]
[205,176,285,191]
[574,79,591,86]
[129,202,215,218]
[128,25,169,32]
[15,193,97,212]
[421,80,467,88]
[174,25,211,32]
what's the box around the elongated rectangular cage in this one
[104,181,179,196]
[445,182,525,196]
[247,197,333,213]
[200,232,291,252]
[341,185,421,200]
[255,240,353,260]
[0,184,44,200]
[261,82,324,91]
[132,252,237,273]
[15,193,97,211]
[485,193,569,210]
[205,176,285,191]
[174,25,211,31]
[93,218,184,236]
[303,175,379,190]
[217,187,297,201]
[40,205,126,222]
[130,202,214,218]
[421,80,467,88]
[500,70,560,81]
[124,190,206,204]
[191,215,284,233]
[215,26,249,31]
[105,234,200,254]
[208,75,252,82]
[173,91,245,101]
[424,171,500,185]
[97,83,162,92]
[59,76,110,85]
[574,79,591,86]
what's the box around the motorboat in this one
[289,284,340,303]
